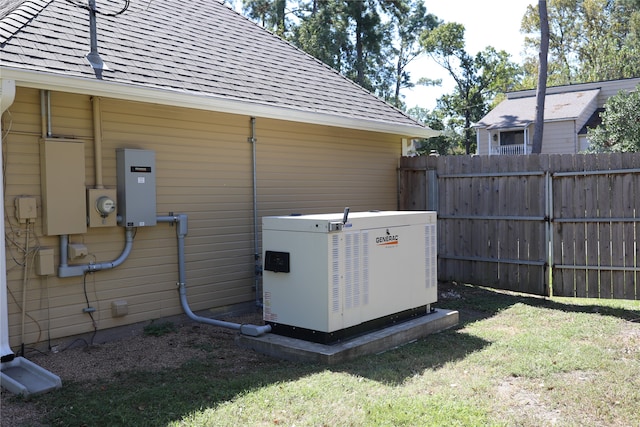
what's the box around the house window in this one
[500,130,524,146]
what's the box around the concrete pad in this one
[236,308,458,365]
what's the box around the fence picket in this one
[399,152,640,300]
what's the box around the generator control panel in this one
[116,148,157,227]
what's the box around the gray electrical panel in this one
[116,148,157,227]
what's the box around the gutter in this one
[1,68,439,139]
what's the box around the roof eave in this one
[1,68,437,139]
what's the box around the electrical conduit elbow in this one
[57,228,135,277]
[161,214,270,337]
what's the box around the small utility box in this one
[262,210,437,343]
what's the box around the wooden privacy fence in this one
[399,153,640,300]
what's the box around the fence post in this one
[426,169,438,211]
[546,171,553,297]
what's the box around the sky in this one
[403,0,537,110]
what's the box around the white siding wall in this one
[540,121,577,154]
[475,128,492,155]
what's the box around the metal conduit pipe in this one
[58,228,134,277]
[91,96,104,189]
[87,228,134,272]
[46,90,52,137]
[58,235,69,271]
[40,90,47,139]
[157,214,271,337]
[249,117,262,308]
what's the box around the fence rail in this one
[399,153,640,300]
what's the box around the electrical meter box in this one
[116,149,156,227]
[262,210,437,343]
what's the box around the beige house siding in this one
[4,87,400,348]
[476,128,490,155]
[477,78,640,155]
[539,121,576,154]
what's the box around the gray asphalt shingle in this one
[1,0,427,131]
[477,89,601,130]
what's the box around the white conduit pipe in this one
[157,214,271,337]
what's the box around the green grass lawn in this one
[15,283,640,426]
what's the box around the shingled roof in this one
[475,89,601,130]
[0,0,436,137]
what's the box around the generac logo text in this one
[375,234,398,246]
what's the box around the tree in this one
[242,0,289,37]
[293,0,350,71]
[421,23,522,154]
[249,0,440,109]
[385,0,439,108]
[521,0,640,87]
[406,106,461,155]
[587,85,640,152]
[532,0,549,154]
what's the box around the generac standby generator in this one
[262,210,437,343]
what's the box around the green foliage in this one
[521,0,640,87]
[243,0,440,109]
[242,0,289,37]
[406,106,463,155]
[587,85,640,152]
[143,320,177,337]
[420,24,522,154]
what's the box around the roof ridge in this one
[0,0,52,45]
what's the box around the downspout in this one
[1,80,17,361]
[158,214,270,337]
[248,117,261,307]
[1,83,60,397]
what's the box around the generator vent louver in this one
[262,211,438,344]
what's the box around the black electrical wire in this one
[97,0,129,17]
[64,0,90,11]
[83,273,98,346]
[64,0,130,17]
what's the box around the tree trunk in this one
[532,0,549,154]
[355,1,365,86]
[394,45,403,108]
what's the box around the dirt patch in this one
[494,376,563,426]
[1,312,265,426]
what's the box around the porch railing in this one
[490,144,532,155]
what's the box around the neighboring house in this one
[474,77,640,155]
[0,0,436,354]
